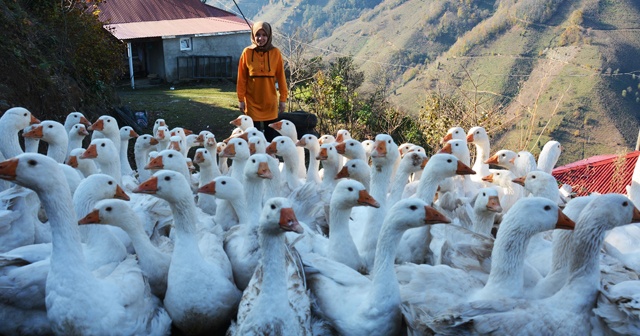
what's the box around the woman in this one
[237,21,288,142]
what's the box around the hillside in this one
[232,0,640,165]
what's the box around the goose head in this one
[398,143,415,157]
[336,159,371,182]
[196,130,212,144]
[23,120,66,144]
[73,173,130,217]
[370,134,399,164]
[240,127,267,143]
[330,179,379,209]
[216,142,226,156]
[502,197,575,234]
[134,134,159,151]
[230,115,254,130]
[442,126,465,144]
[466,126,488,144]
[385,198,451,231]
[223,127,244,144]
[69,123,90,138]
[153,118,166,129]
[483,169,516,188]
[120,126,139,141]
[335,139,365,160]
[0,107,40,130]
[319,134,336,145]
[64,111,91,131]
[424,153,475,178]
[81,138,118,162]
[154,125,169,143]
[577,194,640,231]
[267,136,296,158]
[248,136,267,154]
[407,145,426,156]
[296,134,320,151]
[193,148,213,167]
[221,138,249,160]
[145,149,187,172]
[244,154,273,179]
[88,116,119,135]
[485,149,517,169]
[269,119,298,139]
[0,153,62,192]
[170,127,188,140]
[168,135,184,152]
[474,187,502,213]
[438,139,468,162]
[259,197,303,234]
[512,170,557,198]
[198,176,243,199]
[186,134,200,148]
[317,143,339,163]
[398,151,429,174]
[78,199,137,230]
[335,129,351,143]
[133,170,191,203]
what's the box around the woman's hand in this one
[239,102,246,113]
[279,102,286,113]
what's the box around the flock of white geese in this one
[0,106,639,335]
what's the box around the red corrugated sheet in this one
[97,0,250,40]
[552,151,640,196]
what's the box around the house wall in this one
[162,31,250,83]
[146,40,166,79]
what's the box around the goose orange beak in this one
[221,144,237,157]
[78,209,101,225]
[257,162,273,179]
[456,161,476,175]
[279,207,303,233]
[482,174,494,182]
[632,206,640,223]
[438,143,452,154]
[512,176,525,186]
[265,142,277,155]
[358,190,380,208]
[198,181,216,195]
[425,206,451,224]
[133,176,158,194]
[486,196,502,213]
[88,119,104,131]
[30,115,41,125]
[336,166,350,179]
[485,154,499,165]
[81,144,98,159]
[0,158,19,181]
[145,156,164,170]
[335,142,346,155]
[67,156,79,168]
[269,121,283,131]
[114,185,130,201]
[555,210,575,230]
[79,116,91,127]
[23,125,43,139]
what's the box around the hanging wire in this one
[231,0,252,30]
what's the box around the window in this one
[180,37,192,51]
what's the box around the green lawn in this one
[116,79,240,139]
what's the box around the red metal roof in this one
[552,151,640,196]
[97,0,251,40]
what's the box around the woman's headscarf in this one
[249,21,274,52]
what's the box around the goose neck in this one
[483,222,530,296]
[258,232,288,302]
[472,211,496,237]
[369,223,403,306]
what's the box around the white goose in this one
[220,137,251,184]
[23,120,68,163]
[537,140,562,174]
[335,138,367,162]
[67,147,99,178]
[482,169,523,213]
[119,126,138,176]
[304,198,450,335]
[22,124,40,153]
[145,149,195,191]
[387,150,428,209]
[81,138,121,184]
[79,198,170,299]
[63,111,91,135]
[230,114,254,131]
[431,194,640,336]
[0,153,171,335]
[228,197,312,335]
[0,107,40,160]
[66,123,89,160]
[134,170,241,334]
[133,134,159,183]
[270,119,307,179]
[327,179,379,274]
[88,115,120,153]
[152,118,166,139]
[193,148,219,216]
[154,125,170,151]
[297,134,322,185]
[467,126,491,183]
[336,158,371,192]
[267,136,303,194]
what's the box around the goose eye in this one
[101,143,105,147]
[455,143,458,146]
[482,192,486,196]
[164,176,171,181]
[270,204,276,210]
[531,175,536,179]
[348,187,353,191]
[48,125,53,128]
[222,181,226,185]
[252,159,256,163]
[350,143,354,146]
[623,201,629,207]
[107,119,110,122]
[501,154,505,157]
[447,159,452,163]
[106,207,112,212]
[351,164,356,168]
[544,205,551,211]
[387,140,391,144]
[23,113,28,117]
[476,131,479,134]
[517,154,521,157]
[108,181,113,185]
[27,159,37,166]
[409,205,418,210]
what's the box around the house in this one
[97,0,251,87]
[552,151,640,196]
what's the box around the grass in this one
[116,79,240,139]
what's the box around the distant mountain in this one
[228,0,640,164]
